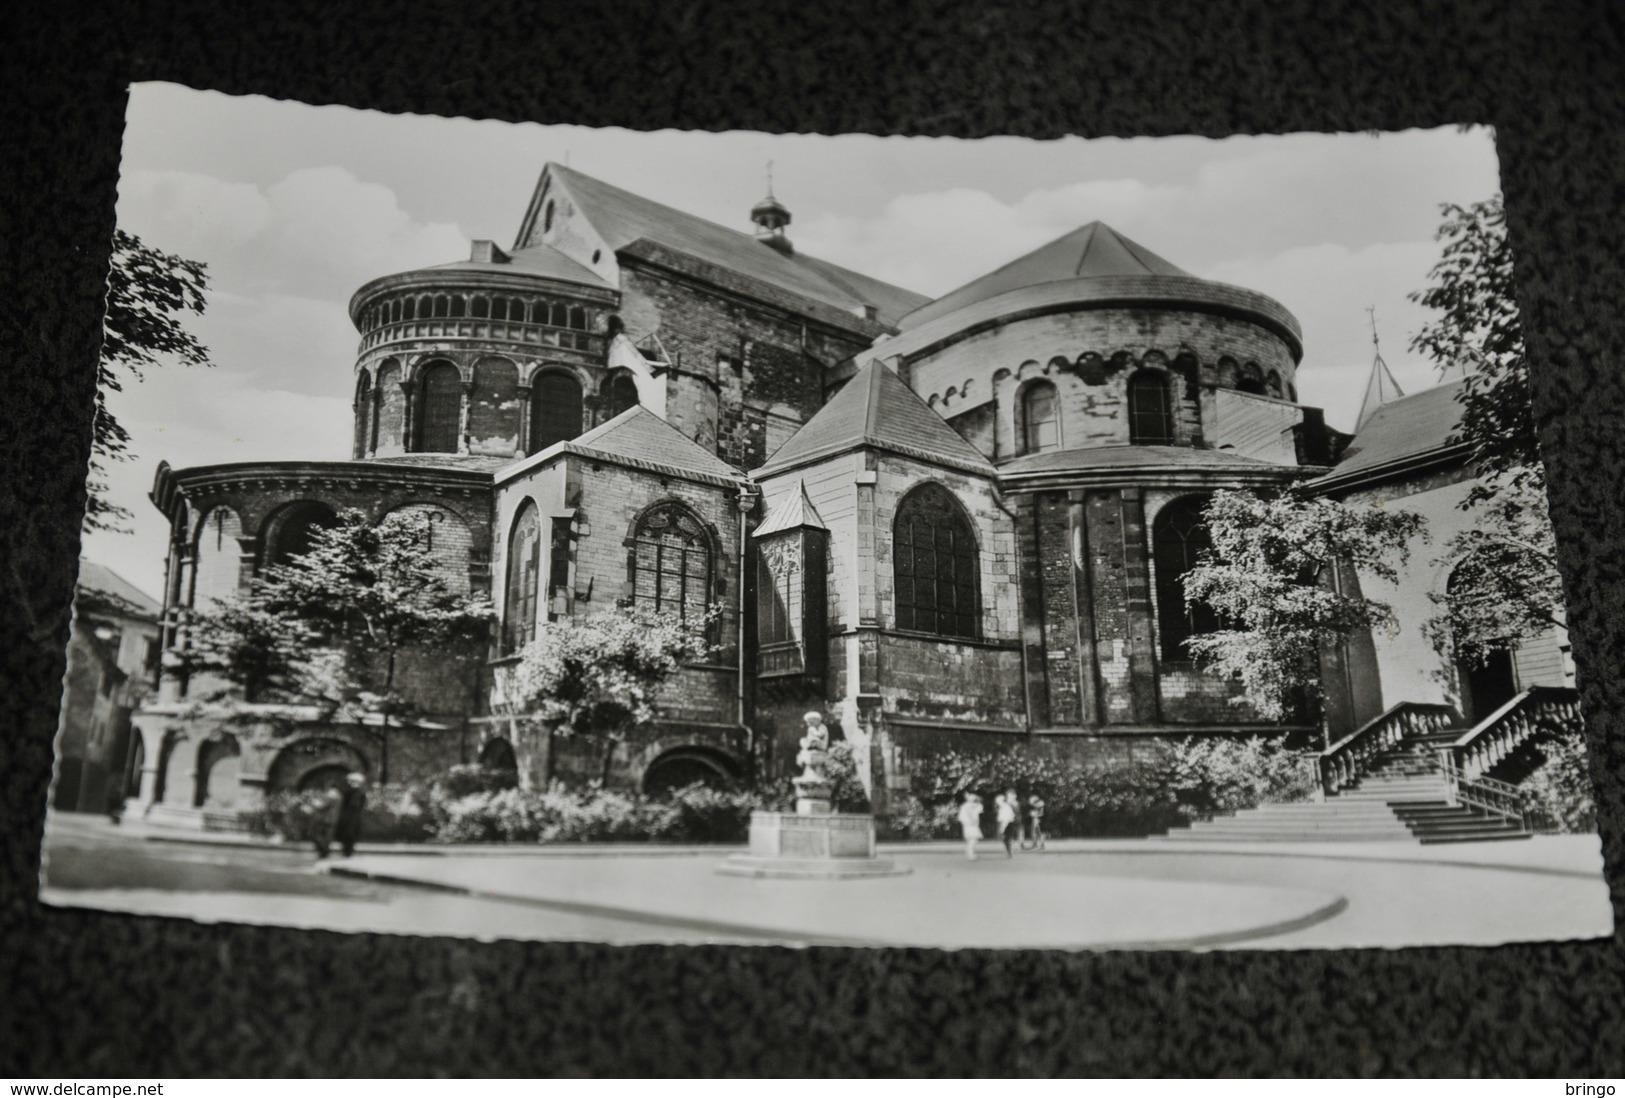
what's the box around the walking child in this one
[996,788,1021,857]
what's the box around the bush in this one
[1517,735,1597,834]
[434,763,517,800]
[242,783,434,844]
[891,736,1314,840]
[427,782,759,845]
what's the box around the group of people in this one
[956,788,1046,860]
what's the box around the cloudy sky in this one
[86,82,1502,599]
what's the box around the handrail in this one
[1447,686,1581,781]
[1318,701,1458,797]
[1438,751,1528,827]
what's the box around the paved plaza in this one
[40,814,1613,950]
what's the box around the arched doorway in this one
[156,731,191,805]
[641,748,736,797]
[1445,566,1520,721]
[268,738,368,794]
[193,734,243,809]
[531,371,583,452]
[478,738,520,788]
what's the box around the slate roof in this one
[754,481,828,536]
[76,559,161,620]
[363,454,513,472]
[427,242,610,287]
[999,445,1284,476]
[1312,379,1469,489]
[757,360,995,476]
[899,221,1192,331]
[545,165,930,328]
[499,406,745,487]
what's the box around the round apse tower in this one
[348,239,626,463]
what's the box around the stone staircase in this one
[1164,727,1532,845]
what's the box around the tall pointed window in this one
[531,371,583,452]
[894,483,980,640]
[417,361,462,453]
[1020,380,1060,454]
[605,372,639,419]
[504,502,541,653]
[629,503,712,624]
[1127,370,1175,444]
[1153,496,1221,660]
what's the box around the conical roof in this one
[757,361,994,476]
[899,221,1191,330]
[1354,351,1405,431]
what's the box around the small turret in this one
[752,161,793,255]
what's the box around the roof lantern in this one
[751,161,793,254]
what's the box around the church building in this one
[118,163,1568,823]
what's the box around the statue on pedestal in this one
[792,710,833,815]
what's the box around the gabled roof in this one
[539,165,930,328]
[754,481,828,537]
[76,559,161,620]
[1309,379,1470,491]
[899,221,1192,330]
[498,406,745,488]
[757,361,995,476]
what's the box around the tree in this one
[183,509,494,783]
[1182,490,1426,727]
[90,230,213,532]
[1408,196,1569,669]
[503,605,714,787]
[1408,196,1538,502]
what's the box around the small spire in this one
[751,161,793,254]
[1355,305,1405,431]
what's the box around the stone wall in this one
[617,262,874,470]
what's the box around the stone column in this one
[1013,492,1051,729]
[367,389,383,456]
[399,379,417,452]
[234,536,260,595]
[130,717,162,811]
[515,384,532,457]
[458,380,475,454]
[1068,490,1102,727]
[1119,488,1160,724]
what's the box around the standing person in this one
[334,771,368,858]
[957,790,983,861]
[1024,793,1047,851]
[996,788,1021,858]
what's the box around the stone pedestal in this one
[718,811,909,879]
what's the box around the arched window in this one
[1237,363,1266,396]
[1153,496,1222,660]
[1020,380,1060,454]
[353,372,371,458]
[604,372,639,419]
[1128,370,1175,444]
[550,303,568,327]
[569,306,586,330]
[471,296,489,319]
[504,503,542,653]
[893,483,980,640]
[629,502,712,624]
[531,371,583,452]
[264,501,339,570]
[374,359,401,451]
[1265,369,1284,398]
[416,361,462,453]
[543,200,555,233]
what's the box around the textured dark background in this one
[3,0,1623,1077]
